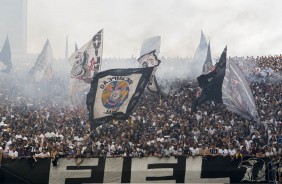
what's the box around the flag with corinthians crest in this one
[87,67,154,127]
[69,29,103,104]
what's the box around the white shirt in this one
[224,125,232,131]
[218,149,229,155]
[245,140,253,151]
[265,151,274,157]
[157,137,164,142]
[36,152,50,157]
[0,121,7,127]
[164,148,171,156]
[45,132,51,138]
[77,137,84,146]
[228,149,236,156]
[15,134,22,139]
[9,150,18,157]
[50,132,56,138]
[189,147,199,156]
[73,136,79,141]
[208,128,215,135]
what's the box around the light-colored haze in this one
[27,0,282,59]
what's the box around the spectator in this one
[209,144,219,157]
[74,147,84,167]
[0,54,281,164]
[9,146,18,160]
[218,145,228,157]
[25,146,37,168]
[51,146,59,166]
[199,144,210,159]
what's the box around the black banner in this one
[0,157,272,184]
[1,158,50,184]
[201,156,270,183]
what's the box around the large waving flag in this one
[0,36,12,73]
[222,59,258,121]
[69,29,103,82]
[87,67,154,127]
[191,31,208,76]
[139,36,161,93]
[140,36,161,57]
[138,50,161,68]
[138,50,161,93]
[202,42,213,74]
[192,46,258,121]
[192,46,227,111]
[42,63,53,81]
[69,29,103,103]
[30,39,53,82]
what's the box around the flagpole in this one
[98,29,103,73]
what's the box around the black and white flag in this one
[193,46,258,121]
[30,39,53,82]
[0,35,12,73]
[191,30,208,76]
[69,29,103,84]
[69,30,103,103]
[139,36,161,93]
[138,50,161,93]
[222,59,258,121]
[192,46,227,112]
[140,36,161,57]
[87,67,154,127]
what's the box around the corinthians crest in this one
[240,158,266,182]
[102,80,129,112]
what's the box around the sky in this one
[26,0,282,59]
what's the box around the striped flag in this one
[222,59,258,121]
[30,39,53,82]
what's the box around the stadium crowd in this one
[0,55,281,171]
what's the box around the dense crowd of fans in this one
[0,55,281,172]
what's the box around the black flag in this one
[0,36,12,73]
[87,67,154,128]
[192,46,258,121]
[192,46,227,112]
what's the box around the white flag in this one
[69,29,103,103]
[30,39,53,82]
